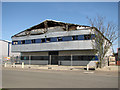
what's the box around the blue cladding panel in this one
[12,41,14,45]
[95,56,98,60]
[35,39,41,43]
[62,36,72,41]
[50,37,57,42]
[78,35,84,40]
[45,38,46,43]
[91,34,95,39]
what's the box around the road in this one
[2,68,118,88]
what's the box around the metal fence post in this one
[71,54,72,66]
[49,55,51,65]
[29,55,31,65]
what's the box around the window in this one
[12,34,96,45]
[46,38,50,42]
[78,35,84,40]
[18,41,21,44]
[41,38,46,43]
[21,40,25,44]
[94,56,98,60]
[72,55,98,61]
[31,39,35,43]
[50,37,57,42]
[31,56,49,60]
[83,56,89,60]
[91,34,95,39]
[73,56,82,61]
[13,41,18,45]
[58,56,71,61]
[25,40,31,44]
[72,36,78,40]
[84,35,91,40]
[21,56,29,60]
[49,51,59,55]
[62,36,72,41]
[35,39,41,43]
[57,37,62,41]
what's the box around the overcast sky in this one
[2,2,118,52]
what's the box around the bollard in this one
[87,64,89,71]
[22,62,24,68]
[4,63,7,67]
[13,63,16,67]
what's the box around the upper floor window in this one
[57,37,62,41]
[12,34,95,45]
[35,39,41,43]
[21,40,25,44]
[84,35,91,40]
[18,41,21,44]
[46,38,50,42]
[31,39,35,43]
[13,41,18,45]
[25,40,31,44]
[62,36,72,41]
[72,36,78,40]
[50,37,57,42]
[41,38,46,43]
[78,35,84,40]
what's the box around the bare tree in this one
[87,15,118,68]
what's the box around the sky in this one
[2,2,118,52]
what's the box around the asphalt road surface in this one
[2,68,118,88]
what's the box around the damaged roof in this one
[11,20,90,38]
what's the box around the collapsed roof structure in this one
[12,20,90,38]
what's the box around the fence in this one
[9,55,99,66]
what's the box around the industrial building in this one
[11,20,112,66]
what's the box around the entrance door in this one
[49,51,59,65]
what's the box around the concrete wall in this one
[9,43,20,57]
[12,40,94,52]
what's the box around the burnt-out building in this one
[11,20,112,66]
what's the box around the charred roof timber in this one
[11,20,90,38]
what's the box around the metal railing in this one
[7,55,99,66]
